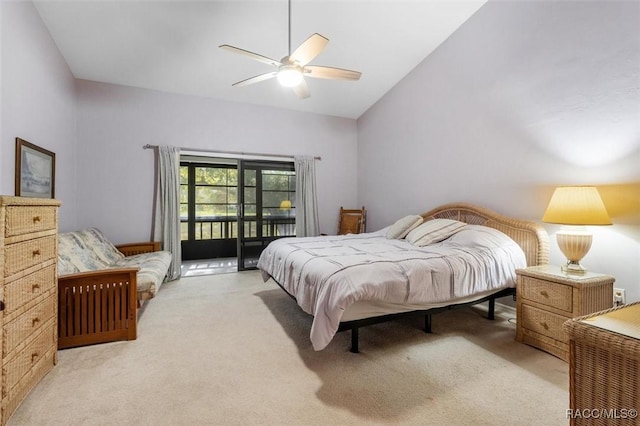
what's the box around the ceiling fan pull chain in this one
[288,0,292,57]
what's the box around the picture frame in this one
[15,137,56,198]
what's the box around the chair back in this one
[337,206,366,235]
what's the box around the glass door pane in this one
[180,161,238,261]
[237,160,295,270]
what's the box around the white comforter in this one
[257,225,526,350]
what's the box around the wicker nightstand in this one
[515,265,614,362]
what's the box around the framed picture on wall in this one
[15,137,56,198]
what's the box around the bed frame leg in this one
[425,314,432,333]
[350,328,359,353]
[488,298,495,320]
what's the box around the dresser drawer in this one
[521,304,570,343]
[4,206,56,238]
[2,320,55,397]
[521,276,573,313]
[3,265,55,317]
[3,294,56,356]
[4,235,56,277]
[1,347,55,422]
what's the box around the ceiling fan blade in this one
[289,33,329,66]
[232,72,278,87]
[304,65,361,80]
[219,45,281,67]
[292,79,310,99]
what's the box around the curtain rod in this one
[142,144,321,161]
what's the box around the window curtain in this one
[153,145,181,281]
[294,155,319,237]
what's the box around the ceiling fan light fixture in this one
[277,66,303,87]
[220,0,361,98]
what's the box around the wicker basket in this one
[563,301,640,425]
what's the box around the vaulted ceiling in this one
[34,0,486,119]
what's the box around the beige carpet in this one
[10,271,569,425]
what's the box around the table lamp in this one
[542,186,611,274]
[280,200,292,209]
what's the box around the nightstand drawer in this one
[521,277,573,313]
[521,304,569,343]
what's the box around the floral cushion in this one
[113,252,172,298]
[78,228,125,264]
[58,228,171,300]
[58,231,110,274]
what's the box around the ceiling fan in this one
[219,0,361,99]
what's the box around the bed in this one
[258,203,550,352]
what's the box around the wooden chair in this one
[337,206,366,235]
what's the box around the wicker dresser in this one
[563,302,640,425]
[516,265,614,362]
[0,196,61,425]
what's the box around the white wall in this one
[76,80,358,243]
[358,1,640,301]
[0,1,77,230]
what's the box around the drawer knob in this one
[540,321,549,330]
[540,290,549,298]
[33,216,41,223]
[31,352,39,363]
[32,317,40,327]
[32,249,41,257]
[32,283,41,292]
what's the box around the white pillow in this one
[448,225,517,248]
[386,215,424,239]
[406,218,467,246]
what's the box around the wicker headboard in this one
[421,202,550,267]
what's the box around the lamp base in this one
[561,260,587,274]
[556,226,592,275]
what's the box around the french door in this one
[180,158,295,270]
[180,161,239,261]
[237,160,296,270]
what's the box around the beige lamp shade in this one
[542,186,611,274]
[542,186,611,225]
